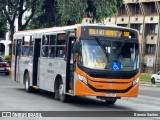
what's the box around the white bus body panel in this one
[19,56,33,84]
[39,58,66,92]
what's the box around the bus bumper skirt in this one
[75,80,139,97]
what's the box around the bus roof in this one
[14,24,138,38]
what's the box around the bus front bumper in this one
[75,80,139,97]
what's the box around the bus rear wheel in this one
[24,72,33,93]
[105,98,117,104]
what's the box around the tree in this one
[28,0,58,29]
[0,13,7,39]
[29,0,87,28]
[0,0,44,40]
[58,0,123,25]
[28,0,123,28]
[57,0,87,25]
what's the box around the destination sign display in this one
[89,29,131,38]
[81,26,136,39]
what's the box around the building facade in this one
[104,0,160,73]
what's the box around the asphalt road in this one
[0,74,160,120]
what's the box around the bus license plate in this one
[106,92,116,97]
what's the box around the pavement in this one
[0,74,160,120]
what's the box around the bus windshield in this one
[79,39,139,71]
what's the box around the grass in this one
[140,74,160,87]
[140,74,151,82]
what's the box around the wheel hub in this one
[59,84,64,97]
[25,77,29,90]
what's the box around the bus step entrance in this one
[32,86,39,89]
[65,92,74,96]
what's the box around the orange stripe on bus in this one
[77,26,81,39]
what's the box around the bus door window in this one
[17,40,22,57]
[56,34,66,57]
[22,36,32,57]
[66,36,76,92]
[14,39,22,82]
[28,37,34,56]
[41,35,49,57]
[49,35,56,58]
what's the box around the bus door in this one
[66,31,77,94]
[14,39,21,82]
[32,38,41,86]
[39,34,56,90]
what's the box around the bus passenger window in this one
[22,46,30,56]
[49,47,55,57]
[56,46,65,57]
[41,35,49,57]
[56,33,66,58]
[41,46,49,57]
[42,35,49,45]
[28,46,33,56]
[49,35,56,58]
[50,35,56,45]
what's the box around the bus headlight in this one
[132,78,139,86]
[78,74,87,84]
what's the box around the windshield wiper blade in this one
[118,39,127,53]
[95,37,106,53]
[95,37,109,63]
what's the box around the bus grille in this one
[88,84,133,93]
[89,74,133,79]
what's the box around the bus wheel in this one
[57,80,69,102]
[24,72,33,93]
[105,98,117,104]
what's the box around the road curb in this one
[140,83,160,87]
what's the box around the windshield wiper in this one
[95,37,110,65]
[95,37,105,52]
[118,39,127,53]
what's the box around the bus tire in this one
[105,98,117,104]
[24,72,33,93]
[59,81,69,102]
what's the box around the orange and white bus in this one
[11,24,140,104]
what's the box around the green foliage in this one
[0,0,44,40]
[57,0,87,25]
[4,55,11,61]
[0,13,8,38]
[0,0,123,31]
[57,0,123,25]
[93,0,123,22]
[27,0,56,29]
